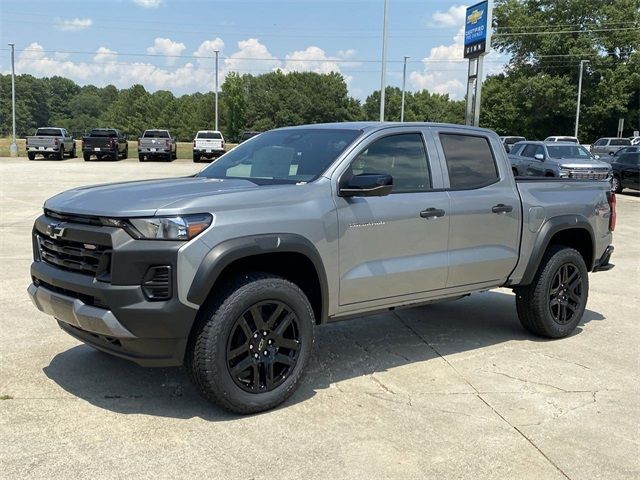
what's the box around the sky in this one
[0,0,507,100]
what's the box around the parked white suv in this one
[193,130,225,162]
[545,136,579,143]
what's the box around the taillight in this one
[54,138,59,145]
[193,140,196,148]
[607,191,616,231]
[221,140,225,149]
[165,139,170,148]
[137,138,140,145]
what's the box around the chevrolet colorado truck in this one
[28,122,616,414]
[138,129,177,161]
[82,128,128,161]
[26,127,76,160]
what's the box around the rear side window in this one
[351,133,431,193]
[611,139,630,146]
[440,134,499,189]
[197,132,223,139]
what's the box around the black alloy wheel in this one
[226,301,301,393]
[548,263,584,325]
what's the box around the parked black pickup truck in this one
[82,129,128,161]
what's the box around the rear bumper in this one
[193,148,224,157]
[593,245,614,272]
[27,146,60,152]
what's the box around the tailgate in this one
[83,138,112,149]
[28,137,57,148]
[140,138,169,149]
[196,139,223,150]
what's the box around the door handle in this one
[420,208,446,219]
[492,204,513,214]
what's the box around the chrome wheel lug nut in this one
[263,350,268,356]
[268,339,272,345]
[249,344,253,350]
[262,331,268,336]
[254,353,259,359]
[253,333,258,339]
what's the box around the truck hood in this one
[558,159,611,170]
[44,176,259,217]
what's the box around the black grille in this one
[44,209,103,226]
[142,266,172,301]
[37,233,110,277]
[33,278,108,309]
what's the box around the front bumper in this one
[29,214,198,366]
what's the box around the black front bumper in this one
[29,214,198,366]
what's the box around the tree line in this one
[0,0,637,143]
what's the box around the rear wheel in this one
[123,145,129,159]
[57,146,65,160]
[111,149,119,161]
[193,153,201,163]
[70,143,77,158]
[186,273,315,414]
[138,154,145,162]
[83,153,91,161]
[515,246,588,338]
[27,152,36,160]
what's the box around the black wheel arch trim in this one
[517,214,596,286]
[187,233,329,323]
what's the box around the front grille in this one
[36,233,111,277]
[567,169,610,180]
[44,209,103,226]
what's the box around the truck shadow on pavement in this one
[43,290,604,420]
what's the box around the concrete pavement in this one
[1,156,638,479]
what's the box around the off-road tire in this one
[186,272,315,414]
[611,175,622,193]
[515,246,588,338]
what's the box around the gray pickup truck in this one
[138,129,177,161]
[28,122,615,413]
[26,127,76,160]
[509,141,611,179]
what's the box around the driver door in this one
[335,130,450,306]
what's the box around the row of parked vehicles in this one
[25,127,262,163]
[499,135,639,193]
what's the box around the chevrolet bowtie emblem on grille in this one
[46,222,66,240]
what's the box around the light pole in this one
[379,0,388,122]
[574,59,589,139]
[8,43,17,157]
[214,50,219,131]
[400,56,409,122]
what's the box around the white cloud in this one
[282,46,341,74]
[225,38,280,73]
[147,38,186,65]
[55,18,93,31]
[133,0,162,7]
[94,47,117,63]
[337,49,357,59]
[431,5,467,27]
[193,38,225,68]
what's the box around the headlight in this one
[102,214,213,240]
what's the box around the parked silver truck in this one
[26,127,76,160]
[138,129,177,161]
[28,122,615,414]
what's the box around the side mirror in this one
[534,153,544,161]
[339,173,393,197]
[609,151,614,156]
[594,154,600,159]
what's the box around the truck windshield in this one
[90,130,117,137]
[197,128,361,184]
[547,145,593,159]
[143,130,170,138]
[35,128,62,136]
[197,132,222,139]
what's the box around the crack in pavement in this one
[392,311,573,480]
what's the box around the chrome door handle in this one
[492,204,513,214]
[420,208,446,219]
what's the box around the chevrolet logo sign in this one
[467,9,483,24]
[46,222,66,240]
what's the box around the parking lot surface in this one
[1,157,638,479]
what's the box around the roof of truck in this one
[275,121,494,135]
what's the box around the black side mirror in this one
[339,173,393,197]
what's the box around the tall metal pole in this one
[8,43,17,157]
[214,50,219,131]
[379,0,388,122]
[400,56,409,122]
[574,59,589,139]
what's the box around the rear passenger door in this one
[433,129,521,288]
[335,129,450,306]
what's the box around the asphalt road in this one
[1,156,638,479]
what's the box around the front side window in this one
[522,144,543,158]
[349,133,431,193]
[440,134,499,189]
[594,139,608,146]
[198,128,360,184]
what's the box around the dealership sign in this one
[464,1,492,58]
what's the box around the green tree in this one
[221,72,247,141]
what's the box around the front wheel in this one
[611,175,622,193]
[186,273,315,414]
[515,246,588,338]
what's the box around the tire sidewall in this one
[539,249,589,337]
[203,278,314,411]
